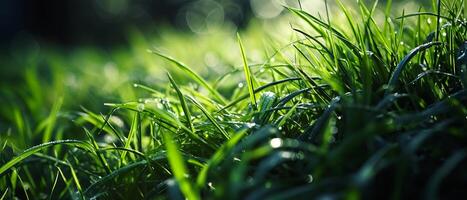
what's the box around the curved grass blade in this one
[353,144,395,186]
[84,159,157,197]
[385,41,442,95]
[220,77,301,111]
[299,96,341,143]
[0,140,92,176]
[424,150,466,200]
[149,50,226,104]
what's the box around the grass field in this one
[1,0,467,199]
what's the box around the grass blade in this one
[424,150,466,200]
[163,132,200,200]
[150,50,226,104]
[187,96,230,139]
[0,140,91,176]
[237,33,257,110]
[386,41,442,94]
[0,188,8,200]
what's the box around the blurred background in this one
[1,0,255,46]
[0,0,429,46]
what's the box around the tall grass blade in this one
[187,96,230,139]
[237,33,257,110]
[121,113,140,162]
[163,132,200,200]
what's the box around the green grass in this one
[1,0,467,199]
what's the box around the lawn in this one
[1,0,466,199]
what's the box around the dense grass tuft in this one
[1,0,467,199]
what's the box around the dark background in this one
[0,0,251,46]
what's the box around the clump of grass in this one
[1,0,467,199]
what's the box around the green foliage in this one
[1,0,467,199]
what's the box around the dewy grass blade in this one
[168,73,214,149]
[196,128,248,188]
[220,77,301,111]
[237,33,257,111]
[168,73,195,133]
[0,140,92,176]
[187,96,230,139]
[385,41,442,95]
[84,154,167,197]
[163,132,200,200]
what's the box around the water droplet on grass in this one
[270,138,283,148]
[238,82,244,88]
[208,182,215,190]
[137,103,145,111]
[307,174,314,183]
[245,122,256,128]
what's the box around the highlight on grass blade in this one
[237,33,257,111]
[0,140,92,176]
[163,132,200,200]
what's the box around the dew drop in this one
[307,174,314,183]
[270,138,283,148]
[137,103,145,111]
[208,182,215,190]
[238,82,244,88]
[133,83,139,88]
[427,18,432,24]
[245,122,256,128]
